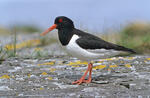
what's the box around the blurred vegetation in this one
[0,27,11,35]
[0,25,41,62]
[0,46,17,64]
[0,25,41,35]
[1,21,150,61]
[0,28,17,63]
[12,25,41,33]
[0,46,6,64]
[117,22,150,54]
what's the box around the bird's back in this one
[73,29,136,54]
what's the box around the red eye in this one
[59,18,63,23]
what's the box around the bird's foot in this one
[72,78,86,85]
[72,63,93,85]
[83,78,92,83]
[72,78,92,85]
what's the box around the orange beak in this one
[40,24,57,36]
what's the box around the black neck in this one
[58,28,74,46]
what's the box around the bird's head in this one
[41,16,74,36]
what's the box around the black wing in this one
[75,29,136,53]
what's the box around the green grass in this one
[0,27,17,63]
[116,22,150,54]
[0,47,17,64]
[98,22,150,54]
[0,46,6,64]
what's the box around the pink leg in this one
[72,63,93,85]
[82,63,93,83]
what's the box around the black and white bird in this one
[41,16,136,85]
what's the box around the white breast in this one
[63,34,121,61]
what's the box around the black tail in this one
[116,45,136,54]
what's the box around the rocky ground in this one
[0,34,150,98]
[0,55,150,98]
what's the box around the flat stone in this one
[0,55,150,97]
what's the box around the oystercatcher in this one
[41,16,135,85]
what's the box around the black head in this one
[54,16,74,30]
[41,16,74,36]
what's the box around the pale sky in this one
[1,0,150,31]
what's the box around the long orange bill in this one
[40,24,57,36]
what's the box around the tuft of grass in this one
[13,27,17,57]
[0,46,17,64]
[30,48,49,59]
[0,27,17,64]
[0,46,6,64]
[117,22,150,54]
